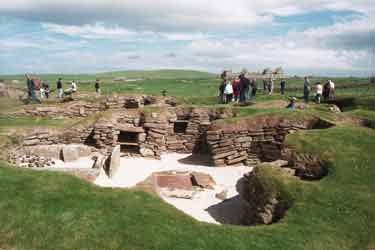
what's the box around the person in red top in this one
[232,77,240,103]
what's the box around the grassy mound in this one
[0,124,374,249]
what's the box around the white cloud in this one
[184,15,375,75]
[42,23,137,40]
[1,0,374,32]
[1,0,374,75]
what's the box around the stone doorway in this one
[118,130,141,154]
[174,120,189,134]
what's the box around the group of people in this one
[25,74,102,104]
[218,72,257,104]
[303,77,336,104]
[218,71,290,104]
[218,71,337,107]
[56,78,78,99]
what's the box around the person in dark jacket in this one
[95,79,101,96]
[25,74,33,99]
[219,81,226,104]
[250,78,258,99]
[280,79,286,95]
[56,78,63,99]
[323,81,330,102]
[239,74,250,103]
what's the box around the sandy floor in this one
[37,157,96,170]
[94,153,252,224]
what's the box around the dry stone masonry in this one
[206,116,333,167]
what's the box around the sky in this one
[0,0,375,76]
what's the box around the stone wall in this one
[19,107,235,158]
[207,116,328,167]
[22,126,95,149]
[23,95,166,118]
[24,101,103,118]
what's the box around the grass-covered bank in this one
[0,125,374,250]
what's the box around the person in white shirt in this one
[315,82,323,104]
[328,80,335,100]
[70,80,77,93]
[224,80,233,104]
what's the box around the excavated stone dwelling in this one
[15,107,235,161]
[13,104,334,171]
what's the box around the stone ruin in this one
[10,105,334,172]
[6,103,334,226]
[22,95,175,118]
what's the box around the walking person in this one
[224,80,233,104]
[315,82,323,104]
[95,78,101,96]
[280,79,286,95]
[303,76,311,103]
[57,78,63,99]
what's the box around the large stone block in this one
[191,172,216,189]
[108,145,121,178]
[62,146,80,162]
[140,148,155,157]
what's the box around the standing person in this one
[323,81,330,102]
[56,78,63,99]
[263,79,268,92]
[219,80,226,104]
[239,73,249,103]
[25,74,33,99]
[232,77,240,103]
[41,81,50,99]
[95,78,101,96]
[303,76,311,103]
[224,80,233,104]
[328,80,335,100]
[280,79,286,95]
[250,78,258,99]
[268,78,274,94]
[315,82,323,104]
[29,77,41,103]
[244,76,251,101]
[70,80,77,93]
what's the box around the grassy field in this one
[1,70,374,106]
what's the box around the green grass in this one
[0,116,67,134]
[0,125,374,249]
